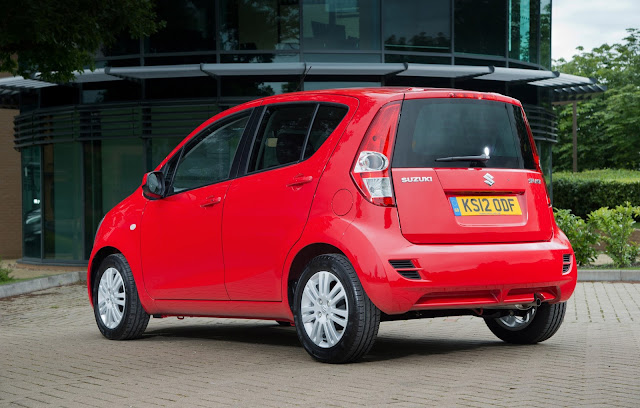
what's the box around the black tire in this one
[92,253,150,340]
[293,254,380,363]
[484,302,566,344]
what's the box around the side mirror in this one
[142,171,166,200]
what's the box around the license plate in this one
[449,196,522,216]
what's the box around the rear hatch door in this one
[391,96,553,244]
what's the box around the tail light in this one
[350,101,401,207]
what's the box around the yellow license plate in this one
[449,196,522,216]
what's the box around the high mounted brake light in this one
[350,101,401,207]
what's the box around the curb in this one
[0,271,86,299]
[578,269,640,282]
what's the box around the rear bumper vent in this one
[562,254,572,274]
[389,259,422,280]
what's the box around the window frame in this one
[161,108,256,196]
[239,101,350,177]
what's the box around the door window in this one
[171,112,250,193]
[303,105,348,159]
[247,104,316,172]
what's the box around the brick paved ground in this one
[1,282,639,408]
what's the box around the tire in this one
[484,302,566,344]
[92,254,150,340]
[293,254,380,363]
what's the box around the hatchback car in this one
[89,87,577,363]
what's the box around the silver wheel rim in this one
[97,267,126,329]
[300,271,349,348]
[496,307,536,331]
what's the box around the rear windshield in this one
[392,99,536,169]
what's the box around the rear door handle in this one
[200,196,222,208]
[286,175,313,187]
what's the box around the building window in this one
[22,147,42,259]
[509,0,540,63]
[146,0,216,53]
[539,0,551,69]
[220,0,300,52]
[43,143,83,261]
[454,0,507,57]
[302,0,380,51]
[383,0,451,53]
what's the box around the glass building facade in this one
[11,0,557,263]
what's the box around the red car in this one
[88,87,577,363]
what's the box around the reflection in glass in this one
[304,81,379,91]
[222,78,298,97]
[221,0,299,51]
[455,0,507,56]
[146,0,215,53]
[84,140,145,258]
[303,0,380,50]
[151,138,183,170]
[22,147,42,259]
[43,143,83,260]
[220,53,300,63]
[509,0,539,63]
[540,0,551,69]
[384,0,450,53]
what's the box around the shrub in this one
[554,208,599,266]
[0,258,14,283]
[553,169,640,218]
[587,202,640,267]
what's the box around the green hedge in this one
[552,170,640,218]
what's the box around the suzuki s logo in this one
[401,176,433,183]
[483,173,495,186]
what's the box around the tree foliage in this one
[0,0,163,83]
[553,28,640,171]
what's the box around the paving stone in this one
[0,283,639,407]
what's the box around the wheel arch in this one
[286,243,345,312]
[88,246,121,301]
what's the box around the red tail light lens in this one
[351,101,402,207]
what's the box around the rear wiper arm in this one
[435,154,490,162]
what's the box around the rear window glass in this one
[392,99,536,169]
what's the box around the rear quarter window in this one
[392,99,537,170]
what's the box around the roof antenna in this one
[295,65,312,92]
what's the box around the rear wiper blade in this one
[435,154,490,162]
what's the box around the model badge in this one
[528,178,542,184]
[401,176,433,183]
[483,173,495,186]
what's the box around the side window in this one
[303,105,348,159]
[248,104,316,172]
[171,112,250,193]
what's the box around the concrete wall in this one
[0,108,21,259]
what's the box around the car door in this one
[140,110,253,300]
[223,100,353,301]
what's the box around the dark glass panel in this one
[43,143,83,260]
[84,139,146,258]
[100,58,142,68]
[384,54,451,65]
[509,0,539,63]
[302,0,380,50]
[144,55,217,65]
[81,81,142,104]
[304,53,381,62]
[40,86,78,108]
[22,147,42,259]
[540,0,551,69]
[220,0,300,51]
[99,34,140,57]
[151,137,183,170]
[220,53,300,63]
[145,77,217,100]
[454,0,507,56]
[146,0,215,53]
[454,57,506,67]
[222,77,298,97]
[303,105,348,159]
[248,105,316,172]
[384,0,450,53]
[304,81,379,91]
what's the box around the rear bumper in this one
[342,218,577,315]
